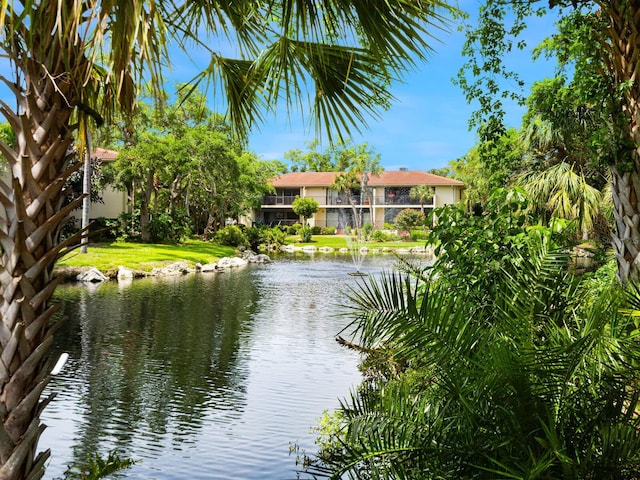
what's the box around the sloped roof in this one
[270,170,464,187]
[93,147,118,161]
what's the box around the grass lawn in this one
[55,236,428,274]
[289,235,427,250]
[56,240,236,273]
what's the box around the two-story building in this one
[256,169,464,230]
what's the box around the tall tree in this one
[459,2,640,281]
[285,139,383,173]
[0,1,452,477]
[285,139,335,172]
[516,75,611,240]
[447,146,493,207]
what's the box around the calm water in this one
[39,255,403,479]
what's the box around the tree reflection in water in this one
[42,257,394,479]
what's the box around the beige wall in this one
[69,186,127,223]
[433,186,463,207]
[373,209,385,227]
[303,186,326,205]
[313,208,326,228]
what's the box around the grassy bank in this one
[57,240,236,273]
[290,235,425,250]
[56,236,429,273]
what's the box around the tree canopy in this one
[285,139,383,173]
[105,91,284,242]
[458,1,640,280]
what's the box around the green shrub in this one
[89,217,118,242]
[311,226,322,235]
[370,230,391,242]
[115,211,141,242]
[264,226,287,248]
[149,209,191,243]
[245,226,267,250]
[394,209,426,232]
[321,226,336,235]
[362,223,373,239]
[214,225,247,247]
[287,223,302,235]
[409,228,429,242]
[300,226,313,243]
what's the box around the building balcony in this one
[373,194,434,206]
[261,193,435,208]
[262,195,297,206]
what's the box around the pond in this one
[40,254,406,479]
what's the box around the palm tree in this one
[409,184,434,214]
[0,1,451,477]
[330,171,361,231]
[516,162,603,239]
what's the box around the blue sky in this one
[239,4,562,172]
[0,3,560,173]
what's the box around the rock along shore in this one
[56,244,436,284]
[56,250,273,284]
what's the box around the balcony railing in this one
[262,195,297,206]
[373,195,434,206]
[261,193,435,207]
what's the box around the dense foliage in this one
[102,91,284,242]
[302,190,640,479]
[285,140,383,174]
[457,1,640,280]
[393,209,426,234]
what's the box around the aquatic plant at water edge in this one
[60,450,136,480]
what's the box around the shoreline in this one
[55,245,436,283]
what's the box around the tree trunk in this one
[81,124,93,254]
[140,170,155,243]
[0,52,86,480]
[600,0,640,281]
[610,169,640,280]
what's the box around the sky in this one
[0,2,561,173]
[236,4,562,172]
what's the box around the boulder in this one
[117,266,134,280]
[242,250,271,263]
[217,257,248,268]
[200,263,219,273]
[77,267,108,283]
[151,261,192,276]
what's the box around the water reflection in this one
[41,255,405,479]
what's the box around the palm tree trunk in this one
[0,6,95,474]
[611,167,640,281]
[600,0,640,281]
[0,60,85,480]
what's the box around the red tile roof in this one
[270,170,464,187]
[93,147,118,161]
